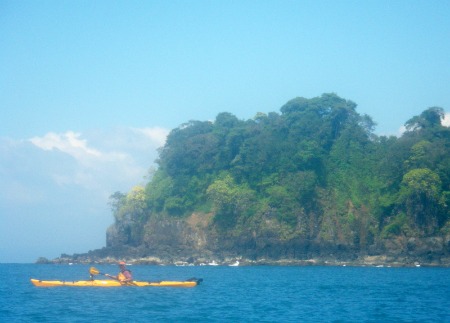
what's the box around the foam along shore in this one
[40,254,450,267]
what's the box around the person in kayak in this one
[106,261,133,282]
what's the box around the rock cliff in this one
[53,212,450,267]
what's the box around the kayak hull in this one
[31,278,202,287]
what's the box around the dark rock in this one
[54,213,450,267]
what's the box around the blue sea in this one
[1,264,449,322]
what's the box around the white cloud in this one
[0,126,170,211]
[394,111,450,136]
[30,131,101,160]
[443,113,450,127]
[26,127,169,192]
[0,126,169,262]
[132,127,169,147]
[397,125,406,137]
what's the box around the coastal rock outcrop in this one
[53,213,450,267]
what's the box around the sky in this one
[1,0,449,263]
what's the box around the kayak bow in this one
[30,278,202,287]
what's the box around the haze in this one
[1,1,449,262]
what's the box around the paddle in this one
[89,267,114,278]
[89,267,137,286]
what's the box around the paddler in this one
[106,261,133,283]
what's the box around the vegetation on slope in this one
[108,94,450,258]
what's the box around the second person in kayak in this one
[106,261,133,282]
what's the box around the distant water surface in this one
[1,264,449,322]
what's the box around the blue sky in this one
[1,1,449,262]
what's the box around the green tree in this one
[207,173,255,227]
[405,107,445,132]
[397,168,445,230]
[108,186,147,246]
[106,94,449,257]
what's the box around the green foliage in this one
[109,187,147,222]
[404,140,432,170]
[206,174,237,211]
[399,168,442,198]
[108,186,148,246]
[109,94,449,249]
[381,213,409,238]
[405,107,445,132]
[397,168,446,229]
[164,196,185,216]
[145,170,173,212]
[206,173,256,227]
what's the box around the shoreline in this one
[40,255,450,268]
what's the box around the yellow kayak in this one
[31,278,202,287]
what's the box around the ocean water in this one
[1,264,449,322]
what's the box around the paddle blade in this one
[89,267,100,275]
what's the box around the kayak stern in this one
[30,278,202,287]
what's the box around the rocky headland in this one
[44,213,450,267]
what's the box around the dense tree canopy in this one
[109,93,450,250]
